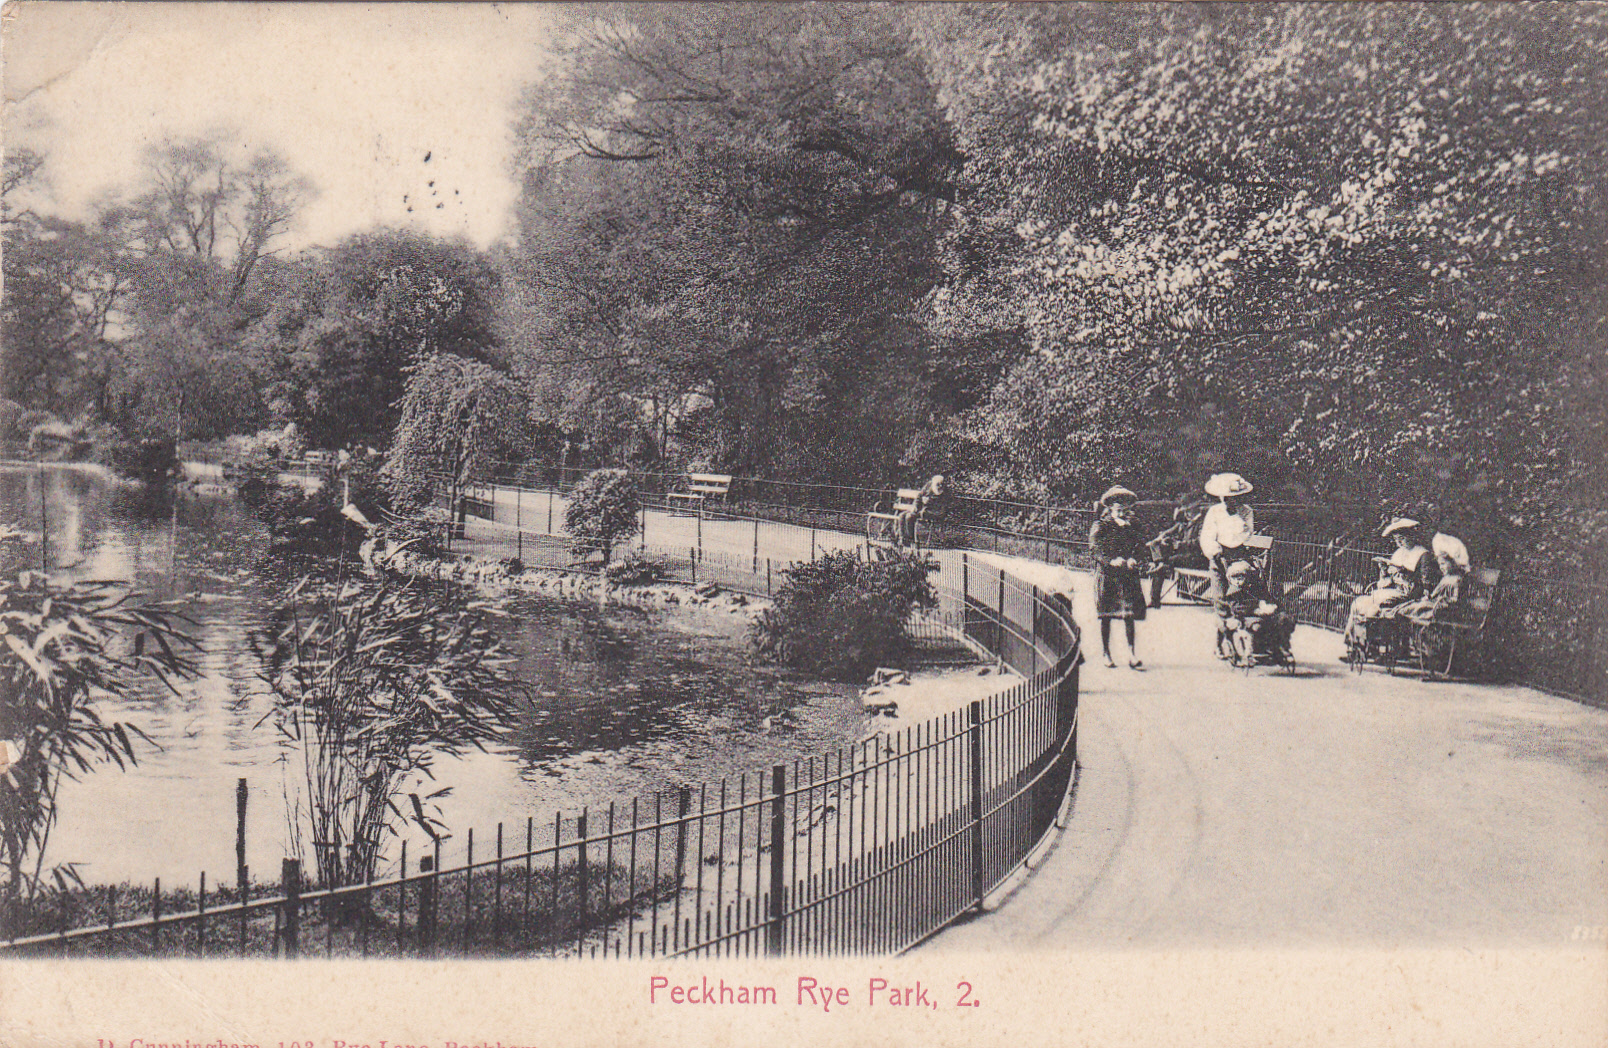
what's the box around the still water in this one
[0,465,861,885]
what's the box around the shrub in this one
[750,549,938,680]
[0,400,24,442]
[563,468,640,566]
[0,572,197,916]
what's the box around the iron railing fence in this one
[2,528,1082,957]
[1271,538,1608,703]
[435,468,1604,704]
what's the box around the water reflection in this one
[0,465,859,885]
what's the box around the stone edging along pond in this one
[357,537,1001,726]
[361,537,769,618]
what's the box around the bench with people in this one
[1342,518,1491,678]
[867,474,952,550]
[1084,471,1496,682]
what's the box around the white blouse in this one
[1199,503,1255,558]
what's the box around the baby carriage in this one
[1216,560,1296,672]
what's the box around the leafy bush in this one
[750,549,938,680]
[605,553,664,586]
[0,400,24,442]
[563,468,640,566]
[235,456,390,557]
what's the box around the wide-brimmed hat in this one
[1204,473,1254,499]
[1226,560,1254,578]
[1381,517,1421,538]
[1099,485,1138,506]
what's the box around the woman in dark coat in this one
[1090,486,1149,669]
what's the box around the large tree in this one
[505,2,995,481]
[921,3,1608,564]
[246,230,504,450]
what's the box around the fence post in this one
[151,876,162,955]
[516,485,523,561]
[420,854,437,956]
[577,811,590,954]
[752,514,760,573]
[672,789,689,949]
[969,702,986,909]
[766,765,786,955]
[1322,544,1337,627]
[1030,585,1040,677]
[235,779,248,904]
[640,503,647,551]
[690,547,697,586]
[767,558,772,597]
[280,858,301,959]
[547,488,554,535]
[810,526,816,561]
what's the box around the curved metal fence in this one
[2,503,1082,958]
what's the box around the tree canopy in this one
[4,4,1604,573]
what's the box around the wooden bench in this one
[667,473,732,517]
[1168,533,1273,604]
[1412,566,1501,681]
[867,488,922,547]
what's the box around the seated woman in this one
[1401,531,1472,626]
[1218,559,1295,666]
[1343,518,1442,655]
[1146,496,1209,607]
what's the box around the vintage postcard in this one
[2,3,1605,1045]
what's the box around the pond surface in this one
[0,465,861,885]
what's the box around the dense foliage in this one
[95,437,179,486]
[4,4,1604,579]
[750,549,937,679]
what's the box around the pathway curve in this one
[932,552,1608,949]
[468,486,1608,948]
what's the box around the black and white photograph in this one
[1,2,1605,1045]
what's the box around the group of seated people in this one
[884,468,1475,670]
[1342,517,1472,661]
[1148,473,1475,669]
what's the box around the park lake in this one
[0,464,867,887]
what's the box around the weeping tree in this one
[0,572,197,918]
[382,352,530,514]
[252,574,528,890]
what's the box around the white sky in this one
[2,1,560,250]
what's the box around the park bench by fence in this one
[667,473,732,517]
[866,488,921,548]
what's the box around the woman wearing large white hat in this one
[1199,473,1256,635]
[1343,517,1442,658]
[1090,485,1149,668]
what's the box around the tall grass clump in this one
[0,571,196,925]
[252,575,529,892]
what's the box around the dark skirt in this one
[1095,568,1147,621]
